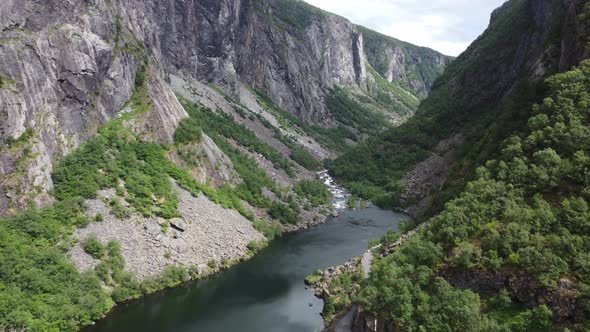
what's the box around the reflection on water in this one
[84,174,409,332]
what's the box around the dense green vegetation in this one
[327,115,434,208]
[329,0,540,213]
[352,61,590,331]
[180,99,295,176]
[326,87,391,137]
[321,270,363,322]
[0,201,111,331]
[268,201,300,225]
[294,180,332,207]
[82,236,106,259]
[173,117,202,145]
[289,144,322,170]
[179,100,307,224]
[53,123,181,219]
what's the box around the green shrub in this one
[174,117,202,145]
[159,266,189,287]
[109,198,132,219]
[246,240,266,254]
[253,219,283,240]
[82,236,106,259]
[294,180,331,207]
[290,145,321,170]
[268,202,300,225]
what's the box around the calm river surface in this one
[84,174,408,332]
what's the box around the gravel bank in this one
[69,183,264,279]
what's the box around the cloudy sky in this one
[302,0,507,56]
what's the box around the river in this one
[84,172,408,332]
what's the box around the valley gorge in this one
[2,0,590,331]
[0,0,448,331]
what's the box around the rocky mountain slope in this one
[322,0,590,330]
[0,0,450,217]
[0,0,450,330]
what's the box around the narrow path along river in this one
[84,172,409,332]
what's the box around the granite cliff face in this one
[360,26,450,99]
[0,0,449,216]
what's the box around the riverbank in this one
[69,174,339,279]
[307,220,427,329]
[75,171,338,329]
[82,176,407,332]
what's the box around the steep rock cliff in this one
[0,0,449,216]
[360,26,451,99]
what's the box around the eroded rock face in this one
[0,0,183,215]
[361,27,451,99]
[0,2,135,215]
[401,134,465,217]
[0,0,448,216]
[124,70,188,144]
[169,133,241,188]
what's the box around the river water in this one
[84,172,408,332]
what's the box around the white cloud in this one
[303,0,507,56]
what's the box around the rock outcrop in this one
[440,269,578,324]
[360,26,452,98]
[169,133,241,188]
[400,134,464,217]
